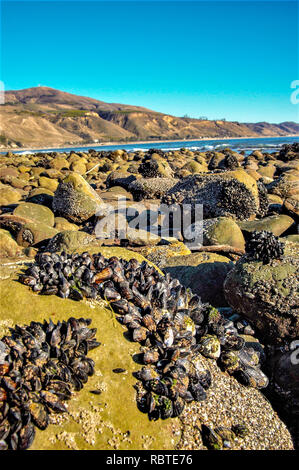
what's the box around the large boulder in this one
[163,172,259,220]
[53,173,103,223]
[163,252,234,307]
[223,243,299,344]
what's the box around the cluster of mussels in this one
[19,252,269,421]
[245,230,284,264]
[0,317,100,450]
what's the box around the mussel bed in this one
[0,317,100,450]
[19,251,269,424]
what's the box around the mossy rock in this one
[6,176,29,190]
[0,185,22,205]
[54,217,79,232]
[49,157,69,170]
[13,202,55,227]
[203,217,245,251]
[70,161,87,175]
[125,228,161,246]
[0,254,178,450]
[135,241,191,268]
[182,161,208,174]
[257,164,276,180]
[163,252,234,307]
[39,176,59,192]
[238,214,294,237]
[16,221,59,247]
[0,229,22,257]
[46,230,97,252]
[0,167,19,178]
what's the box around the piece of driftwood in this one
[190,244,245,256]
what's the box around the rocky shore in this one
[0,142,298,450]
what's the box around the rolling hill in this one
[0,87,298,149]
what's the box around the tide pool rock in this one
[0,256,176,451]
[163,252,234,307]
[223,243,299,344]
[53,173,103,223]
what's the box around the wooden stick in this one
[190,244,245,255]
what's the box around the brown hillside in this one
[0,87,298,149]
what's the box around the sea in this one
[2,135,299,156]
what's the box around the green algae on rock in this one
[13,202,55,227]
[223,242,299,344]
[0,229,23,257]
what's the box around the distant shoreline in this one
[1,134,299,153]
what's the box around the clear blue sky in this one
[1,1,298,123]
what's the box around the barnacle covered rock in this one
[53,173,103,223]
[128,177,177,201]
[224,242,299,344]
[162,172,258,220]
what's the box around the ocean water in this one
[2,135,299,156]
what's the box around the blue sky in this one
[1,1,298,123]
